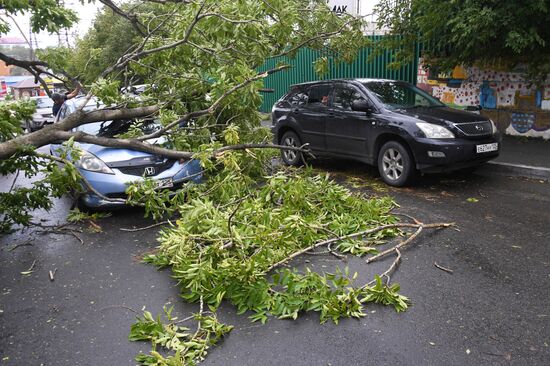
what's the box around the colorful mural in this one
[418,66,550,108]
[417,63,550,139]
[506,112,550,139]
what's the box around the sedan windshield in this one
[363,82,445,110]
[77,119,161,137]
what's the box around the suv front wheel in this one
[377,141,416,186]
[280,130,303,166]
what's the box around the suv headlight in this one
[490,119,498,134]
[77,151,115,174]
[416,122,455,139]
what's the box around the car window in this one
[36,98,53,109]
[57,104,69,120]
[55,98,102,123]
[333,86,366,111]
[286,87,308,107]
[306,84,330,108]
[363,82,444,110]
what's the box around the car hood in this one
[80,144,153,163]
[390,107,487,126]
[79,136,167,164]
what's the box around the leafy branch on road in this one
[128,141,453,364]
[130,306,233,365]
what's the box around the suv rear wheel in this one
[377,141,416,186]
[280,130,303,166]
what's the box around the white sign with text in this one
[327,0,358,16]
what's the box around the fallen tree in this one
[1,0,368,228]
[1,1,454,364]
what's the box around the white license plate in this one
[476,143,498,153]
[156,178,173,189]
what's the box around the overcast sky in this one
[3,1,102,48]
[3,1,379,49]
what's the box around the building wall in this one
[0,61,13,76]
[417,63,550,139]
[12,87,41,99]
[418,66,550,108]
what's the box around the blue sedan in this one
[51,118,202,209]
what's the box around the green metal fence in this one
[257,36,420,112]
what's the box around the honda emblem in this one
[475,125,484,131]
[144,167,156,176]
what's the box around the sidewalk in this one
[483,135,550,180]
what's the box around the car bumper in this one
[78,159,202,208]
[409,135,501,173]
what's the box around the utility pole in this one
[28,24,33,60]
[4,14,36,61]
[57,0,71,47]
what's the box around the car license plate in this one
[156,178,173,189]
[476,143,498,153]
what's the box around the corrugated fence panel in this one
[258,36,421,112]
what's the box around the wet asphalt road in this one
[1,162,549,366]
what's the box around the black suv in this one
[271,79,500,186]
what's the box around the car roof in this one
[64,96,101,109]
[290,78,403,88]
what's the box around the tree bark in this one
[0,105,159,160]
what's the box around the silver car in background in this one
[24,96,54,132]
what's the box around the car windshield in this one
[73,97,100,111]
[363,82,445,110]
[35,98,54,109]
[77,119,161,138]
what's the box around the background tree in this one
[375,0,550,82]
[65,3,143,84]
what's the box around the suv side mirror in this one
[465,105,483,111]
[351,99,374,113]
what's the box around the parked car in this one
[272,79,501,186]
[51,99,202,209]
[121,84,149,96]
[53,95,102,122]
[24,96,54,132]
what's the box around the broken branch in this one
[434,262,453,274]
[266,220,454,273]
[366,226,423,264]
[120,220,173,232]
[8,240,33,252]
[366,248,402,287]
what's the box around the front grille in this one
[454,121,492,136]
[117,159,175,176]
[106,193,127,199]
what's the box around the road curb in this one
[483,161,550,181]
